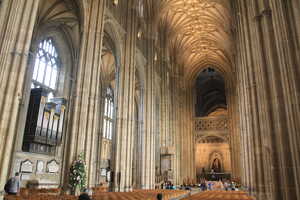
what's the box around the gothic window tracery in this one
[32,38,60,99]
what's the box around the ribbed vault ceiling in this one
[157,0,232,75]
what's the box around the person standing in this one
[157,193,163,200]
[78,193,91,200]
[4,172,20,195]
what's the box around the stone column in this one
[267,1,300,198]
[170,65,183,185]
[227,81,241,180]
[234,1,271,198]
[160,59,169,149]
[180,86,195,183]
[0,0,40,198]
[140,26,156,189]
[63,0,106,189]
[234,0,300,199]
[111,0,137,192]
[233,1,256,192]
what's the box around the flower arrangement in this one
[69,152,87,193]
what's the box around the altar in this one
[198,172,231,181]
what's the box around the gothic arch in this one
[186,61,233,91]
[33,0,82,48]
[103,18,124,71]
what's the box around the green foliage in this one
[69,152,87,192]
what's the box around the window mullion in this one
[42,55,48,85]
[49,61,54,89]
[108,100,111,121]
[34,53,41,81]
[106,119,108,140]
[106,99,110,139]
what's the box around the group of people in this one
[197,178,237,191]
[160,181,176,190]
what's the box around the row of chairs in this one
[5,189,189,200]
[134,189,189,199]
[90,189,189,200]
[181,191,254,200]
[92,185,109,195]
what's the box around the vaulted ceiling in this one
[156,0,233,78]
[36,0,81,47]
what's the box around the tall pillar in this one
[63,0,106,189]
[234,0,300,199]
[0,0,40,198]
[171,65,183,185]
[140,26,156,190]
[235,1,273,198]
[111,0,137,192]
[180,87,195,182]
[227,79,241,180]
[234,1,257,193]
[267,1,300,198]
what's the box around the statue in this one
[212,158,221,172]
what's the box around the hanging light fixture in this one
[113,0,118,6]
[154,52,158,61]
[137,29,142,39]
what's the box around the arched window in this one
[32,38,60,99]
[103,87,114,140]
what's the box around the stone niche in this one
[160,146,175,181]
[195,142,231,175]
